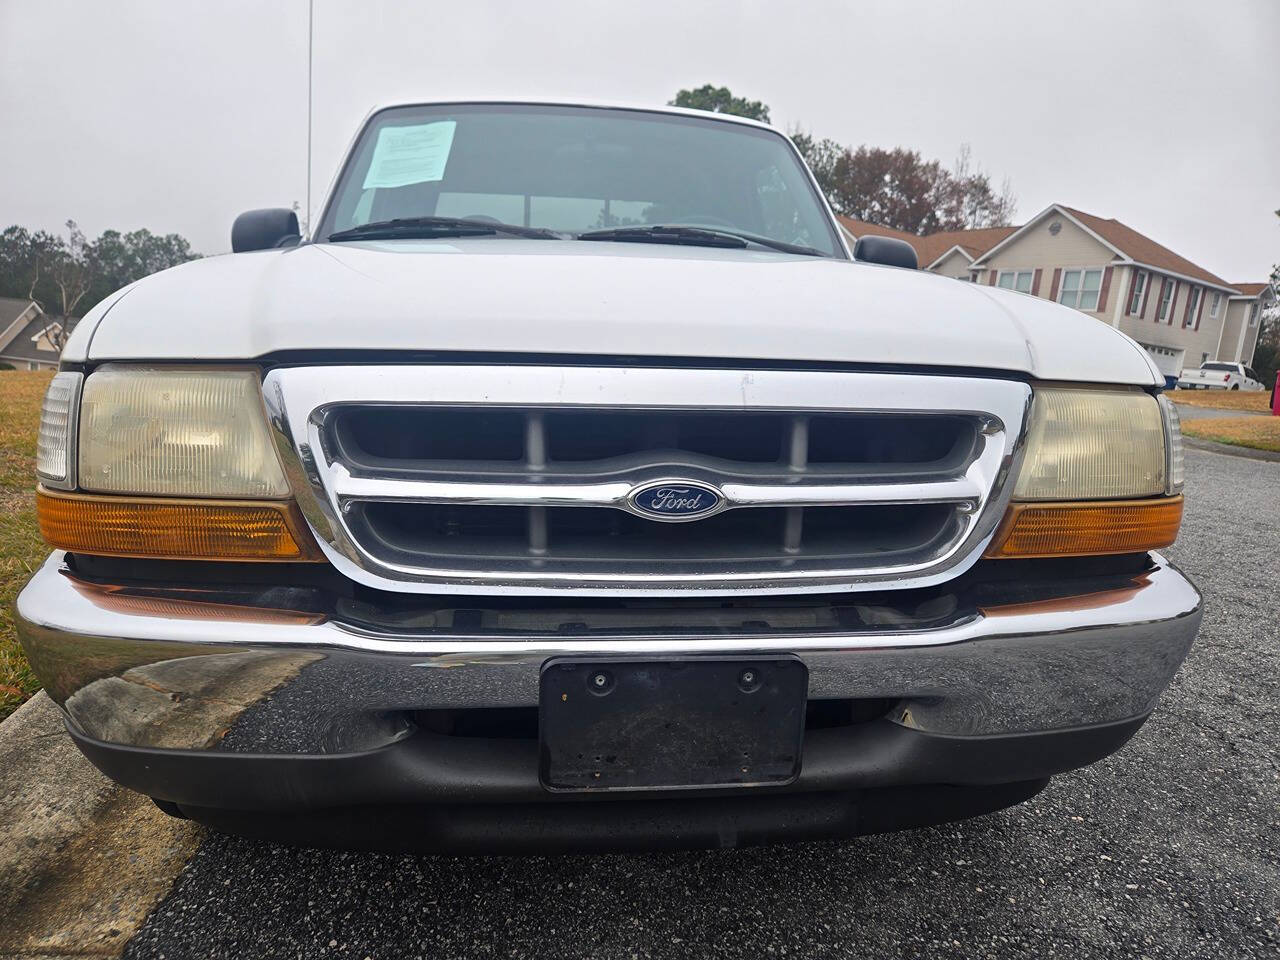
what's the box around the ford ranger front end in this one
[16,102,1201,852]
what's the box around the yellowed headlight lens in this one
[1015,388,1166,500]
[37,488,323,562]
[78,367,290,498]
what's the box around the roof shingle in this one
[1228,282,1271,298]
[839,205,1243,294]
[836,217,1015,268]
[0,312,60,365]
[0,297,38,328]
[1055,206,1232,290]
[914,226,1017,268]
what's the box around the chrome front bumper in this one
[18,551,1201,761]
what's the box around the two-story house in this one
[838,206,1274,384]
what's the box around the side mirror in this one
[231,209,301,253]
[853,235,918,270]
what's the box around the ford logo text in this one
[628,481,724,522]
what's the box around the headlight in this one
[1013,387,1167,500]
[34,366,321,562]
[77,367,290,497]
[986,386,1183,559]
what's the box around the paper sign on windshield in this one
[362,121,457,189]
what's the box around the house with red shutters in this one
[838,205,1274,383]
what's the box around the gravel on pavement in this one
[122,448,1280,960]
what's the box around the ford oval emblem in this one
[628,480,723,522]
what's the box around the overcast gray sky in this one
[2,0,1277,280]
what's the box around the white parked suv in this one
[18,101,1201,853]
[1177,361,1265,391]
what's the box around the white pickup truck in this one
[1177,361,1265,391]
[18,101,1201,853]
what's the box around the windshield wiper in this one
[714,229,827,257]
[578,224,826,257]
[328,217,559,242]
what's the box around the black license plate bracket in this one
[538,656,808,792]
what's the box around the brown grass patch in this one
[0,371,53,719]
[1167,388,1271,413]
[1182,415,1280,453]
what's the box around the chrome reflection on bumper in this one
[17,552,1201,754]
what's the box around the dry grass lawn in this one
[0,370,53,719]
[1167,388,1272,412]
[1181,415,1280,453]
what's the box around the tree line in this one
[0,221,199,346]
[670,84,1016,233]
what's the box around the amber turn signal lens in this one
[37,488,324,562]
[985,496,1183,559]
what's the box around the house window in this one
[997,270,1034,293]
[1208,292,1221,319]
[1249,303,1260,327]
[1059,268,1103,311]
[1156,279,1176,323]
[1128,270,1148,315]
[1183,286,1201,328]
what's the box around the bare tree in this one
[46,221,92,349]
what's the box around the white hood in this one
[66,239,1161,385]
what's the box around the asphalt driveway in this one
[122,447,1279,960]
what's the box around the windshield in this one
[317,103,844,257]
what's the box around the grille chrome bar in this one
[328,469,985,511]
[264,365,1032,596]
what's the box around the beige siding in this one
[1240,307,1263,367]
[1119,275,1226,373]
[979,212,1118,315]
[1218,299,1264,364]
[984,213,1115,270]
[929,248,974,279]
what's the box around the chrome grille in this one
[265,366,1031,596]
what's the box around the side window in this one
[998,270,1034,293]
[1128,270,1147,315]
[1246,367,1258,381]
[1060,269,1103,311]
[1156,280,1176,323]
[1182,286,1201,328]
